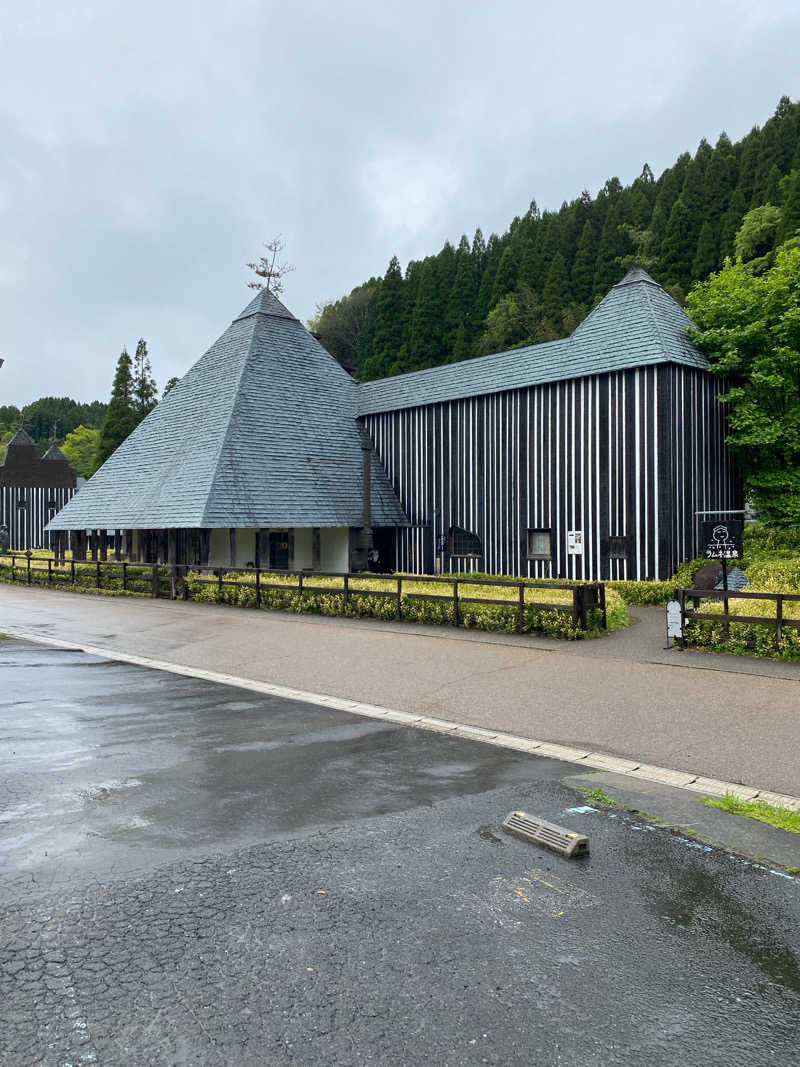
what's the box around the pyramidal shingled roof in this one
[48,290,408,531]
[43,444,70,462]
[5,427,36,450]
[357,268,707,415]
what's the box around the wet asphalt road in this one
[1,639,799,1066]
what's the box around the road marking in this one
[5,627,800,812]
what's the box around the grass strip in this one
[702,792,800,834]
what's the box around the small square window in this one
[527,528,552,559]
[609,535,628,559]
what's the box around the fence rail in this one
[678,586,800,648]
[0,551,607,632]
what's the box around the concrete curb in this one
[7,627,800,814]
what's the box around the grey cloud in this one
[0,0,798,404]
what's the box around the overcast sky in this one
[1,1,799,407]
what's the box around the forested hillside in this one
[311,96,800,381]
[0,398,107,457]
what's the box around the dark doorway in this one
[371,528,396,573]
[269,531,290,571]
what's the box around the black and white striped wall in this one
[363,364,740,581]
[0,485,76,551]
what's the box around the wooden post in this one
[517,582,525,633]
[152,564,160,598]
[47,558,52,586]
[122,562,128,591]
[453,579,459,627]
[99,531,108,562]
[90,530,98,561]
[776,594,783,650]
[344,573,349,612]
[114,530,122,561]
[255,567,261,608]
[229,527,236,569]
[397,576,403,620]
[96,560,101,589]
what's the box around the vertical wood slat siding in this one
[0,486,77,551]
[364,365,738,581]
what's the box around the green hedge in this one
[186,572,628,640]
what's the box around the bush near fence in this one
[0,553,625,640]
[186,570,629,640]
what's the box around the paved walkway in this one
[2,584,800,794]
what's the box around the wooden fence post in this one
[255,568,261,608]
[122,562,128,591]
[152,564,160,598]
[397,576,403,620]
[453,579,459,628]
[26,554,31,584]
[96,561,101,589]
[776,594,783,650]
[343,573,349,613]
[517,582,524,633]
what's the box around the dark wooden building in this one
[48,269,740,581]
[359,268,740,580]
[0,430,78,550]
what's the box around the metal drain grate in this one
[501,811,589,858]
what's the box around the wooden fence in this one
[678,586,800,648]
[0,552,607,632]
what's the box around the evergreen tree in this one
[490,245,519,306]
[660,197,695,290]
[471,228,487,274]
[719,187,747,260]
[409,259,443,368]
[95,349,137,467]
[779,169,800,241]
[692,219,720,279]
[474,235,501,323]
[571,220,599,304]
[362,256,404,379]
[132,339,158,417]
[445,236,477,351]
[542,251,569,328]
[593,202,629,297]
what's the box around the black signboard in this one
[700,519,743,561]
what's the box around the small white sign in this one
[567,530,584,555]
[666,600,683,639]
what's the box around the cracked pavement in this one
[1,639,799,1066]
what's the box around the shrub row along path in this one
[2,584,800,795]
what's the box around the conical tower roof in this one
[43,444,70,462]
[48,291,407,531]
[5,427,36,451]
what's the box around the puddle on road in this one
[649,868,800,994]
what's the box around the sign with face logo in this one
[700,519,743,560]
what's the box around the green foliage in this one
[132,338,158,417]
[702,792,800,834]
[734,204,783,260]
[322,96,800,382]
[686,245,800,525]
[579,788,617,808]
[61,425,100,478]
[95,348,138,468]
